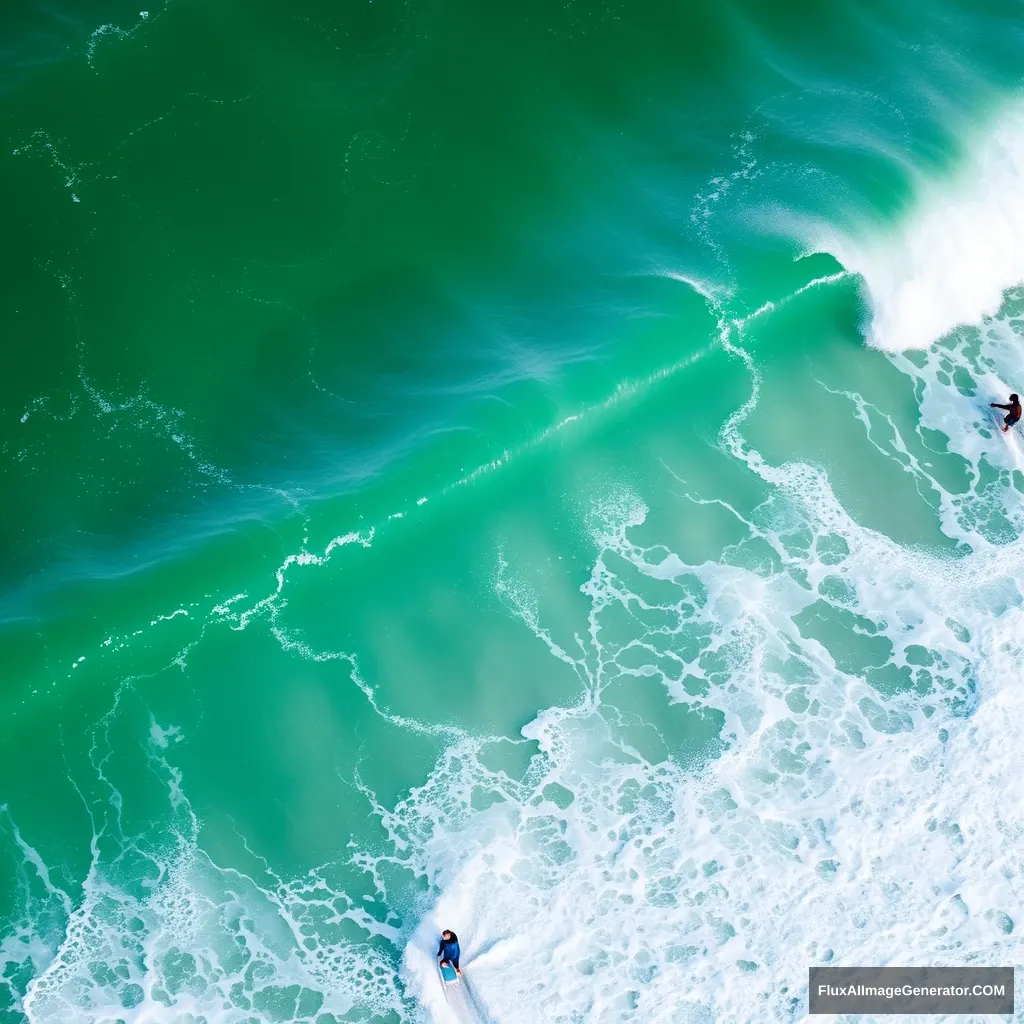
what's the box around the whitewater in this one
[395,108,1024,1021]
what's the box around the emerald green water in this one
[4,0,1024,1021]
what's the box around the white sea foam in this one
[87,5,164,69]
[4,717,410,1024]
[826,105,1024,351]
[391,302,1024,1021]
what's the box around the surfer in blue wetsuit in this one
[437,929,462,977]
[991,394,1021,432]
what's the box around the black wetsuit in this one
[992,399,1022,429]
[437,935,461,970]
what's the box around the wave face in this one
[827,107,1024,350]
[4,0,1024,1021]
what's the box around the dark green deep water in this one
[4,0,1024,1021]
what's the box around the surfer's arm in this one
[992,403,1012,410]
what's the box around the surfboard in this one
[438,961,479,1022]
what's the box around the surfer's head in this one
[1012,394,1019,403]
[442,930,453,940]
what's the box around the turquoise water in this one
[3,0,1024,1021]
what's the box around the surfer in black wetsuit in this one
[437,930,462,977]
[991,393,1022,433]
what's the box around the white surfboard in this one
[438,961,484,1022]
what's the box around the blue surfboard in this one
[439,962,458,984]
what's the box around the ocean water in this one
[3,0,1024,1021]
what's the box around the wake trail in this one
[439,969,490,1024]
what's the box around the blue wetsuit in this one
[437,935,460,970]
